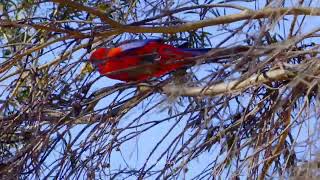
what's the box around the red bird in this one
[89,39,211,82]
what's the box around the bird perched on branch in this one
[89,39,212,82]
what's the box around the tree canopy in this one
[1,0,320,179]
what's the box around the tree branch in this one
[100,7,320,34]
[51,0,123,28]
[162,68,296,97]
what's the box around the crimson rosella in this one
[89,39,211,82]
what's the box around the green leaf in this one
[3,49,11,56]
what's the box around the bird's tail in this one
[180,48,212,56]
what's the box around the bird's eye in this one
[91,58,107,65]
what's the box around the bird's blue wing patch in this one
[118,39,162,52]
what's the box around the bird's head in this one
[89,48,110,67]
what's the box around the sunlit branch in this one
[162,68,296,96]
[101,7,320,34]
[51,0,123,28]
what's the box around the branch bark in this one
[48,1,320,34]
[51,0,123,28]
[101,7,320,34]
[162,68,295,96]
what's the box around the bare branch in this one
[162,68,296,96]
